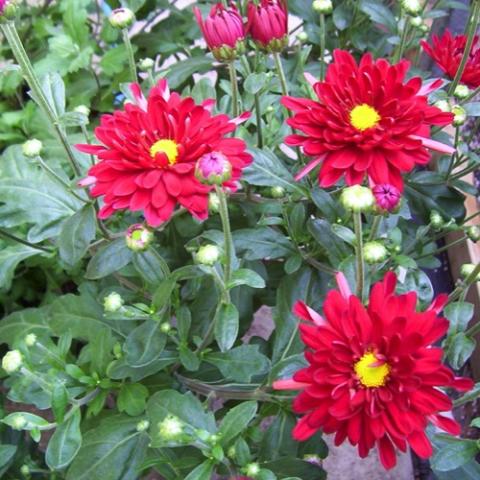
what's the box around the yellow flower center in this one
[349,104,381,131]
[354,352,390,388]
[150,139,179,165]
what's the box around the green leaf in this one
[215,302,240,352]
[176,306,191,342]
[63,0,90,46]
[133,248,169,285]
[66,415,148,480]
[46,409,82,470]
[234,227,295,261]
[90,329,115,376]
[58,205,96,267]
[431,440,479,472]
[464,102,480,116]
[308,219,351,264]
[243,148,303,193]
[446,332,476,369]
[179,345,200,371]
[39,72,65,117]
[86,238,133,279]
[205,345,271,382]
[219,401,257,445]
[152,278,177,310]
[2,412,50,430]
[333,3,353,30]
[0,307,51,345]
[262,457,326,479]
[444,302,474,334]
[147,390,216,447]
[259,412,298,461]
[117,383,149,416]
[0,244,44,290]
[51,383,69,423]
[161,56,214,89]
[359,0,396,32]
[244,73,268,94]
[100,45,129,76]
[331,224,356,247]
[184,460,215,480]
[124,319,167,367]
[227,268,266,290]
[0,445,16,470]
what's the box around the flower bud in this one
[454,85,470,100]
[136,419,150,432]
[160,322,171,334]
[0,0,18,20]
[20,465,30,476]
[467,225,480,242]
[247,0,289,53]
[194,4,246,62]
[113,342,123,359]
[434,100,451,112]
[340,185,375,213]
[430,210,444,229]
[138,58,155,71]
[363,241,388,264]
[2,350,22,373]
[244,463,260,477]
[312,0,333,14]
[103,292,124,313]
[24,333,37,347]
[125,224,154,252]
[208,192,221,212]
[195,151,232,185]
[452,105,467,126]
[303,453,322,465]
[11,414,27,430]
[109,8,135,29]
[196,244,220,266]
[297,31,308,43]
[401,0,421,15]
[74,105,90,117]
[372,184,401,213]
[419,23,429,33]
[158,415,183,440]
[22,139,43,158]
[270,186,286,198]
[409,16,423,28]
[460,263,480,280]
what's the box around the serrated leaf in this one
[117,383,149,416]
[0,307,51,345]
[444,302,474,334]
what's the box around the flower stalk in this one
[319,13,327,80]
[215,185,234,294]
[1,22,81,176]
[122,28,138,83]
[353,211,365,299]
[228,62,239,118]
[273,51,289,97]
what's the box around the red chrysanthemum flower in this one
[282,50,455,191]
[76,80,251,226]
[421,30,480,89]
[273,272,473,470]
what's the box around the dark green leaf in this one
[446,332,476,369]
[308,219,352,264]
[0,445,16,469]
[86,238,133,279]
[432,440,479,472]
[219,401,257,445]
[161,56,214,89]
[244,73,268,94]
[234,227,295,261]
[333,3,353,30]
[117,383,149,416]
[124,319,167,367]
[133,248,169,285]
[227,268,266,289]
[184,460,215,480]
[215,302,239,352]
[51,383,69,423]
[0,244,44,290]
[152,278,177,310]
[444,302,474,334]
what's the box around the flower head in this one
[372,184,401,213]
[363,241,388,264]
[2,350,22,373]
[194,3,246,62]
[103,292,124,313]
[282,50,454,191]
[158,415,184,440]
[125,224,154,252]
[195,151,232,185]
[22,139,43,158]
[109,7,135,29]
[312,0,333,14]
[421,30,480,89]
[247,0,288,53]
[340,185,374,213]
[196,244,221,265]
[273,272,473,470]
[24,333,37,347]
[76,80,251,226]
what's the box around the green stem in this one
[319,13,326,81]
[273,52,289,97]
[35,156,89,203]
[122,28,137,83]
[449,263,480,303]
[215,185,234,294]
[461,84,480,104]
[368,216,382,242]
[415,235,468,261]
[447,0,480,96]
[353,212,364,299]
[254,92,264,148]
[80,125,95,166]
[451,163,480,181]
[228,62,239,118]
[0,228,52,253]
[446,127,461,180]
[2,22,81,176]
[394,15,410,63]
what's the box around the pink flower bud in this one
[372,184,401,213]
[247,0,288,52]
[195,151,232,185]
[194,3,246,62]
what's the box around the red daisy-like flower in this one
[421,30,480,89]
[273,272,473,470]
[282,50,455,191]
[76,80,251,226]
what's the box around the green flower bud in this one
[11,414,27,430]
[113,342,123,359]
[452,105,467,126]
[160,322,171,334]
[312,0,333,14]
[363,241,388,264]
[211,40,246,62]
[24,333,37,347]
[136,419,150,432]
[270,186,286,198]
[74,105,90,117]
[430,210,444,229]
[22,139,43,158]
[409,16,423,27]
[401,0,421,15]
[103,292,124,313]
[419,23,429,33]
[227,445,236,458]
[467,225,480,242]
[434,100,451,113]
[208,192,220,213]
[460,264,480,280]
[20,465,30,476]
[244,462,261,477]
[454,85,470,100]
[2,350,22,373]
[297,31,308,43]
[126,224,154,252]
[394,245,402,253]
[196,244,220,266]
[1,1,19,20]
[139,58,155,71]
[340,185,375,213]
[109,8,135,29]
[158,415,183,440]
